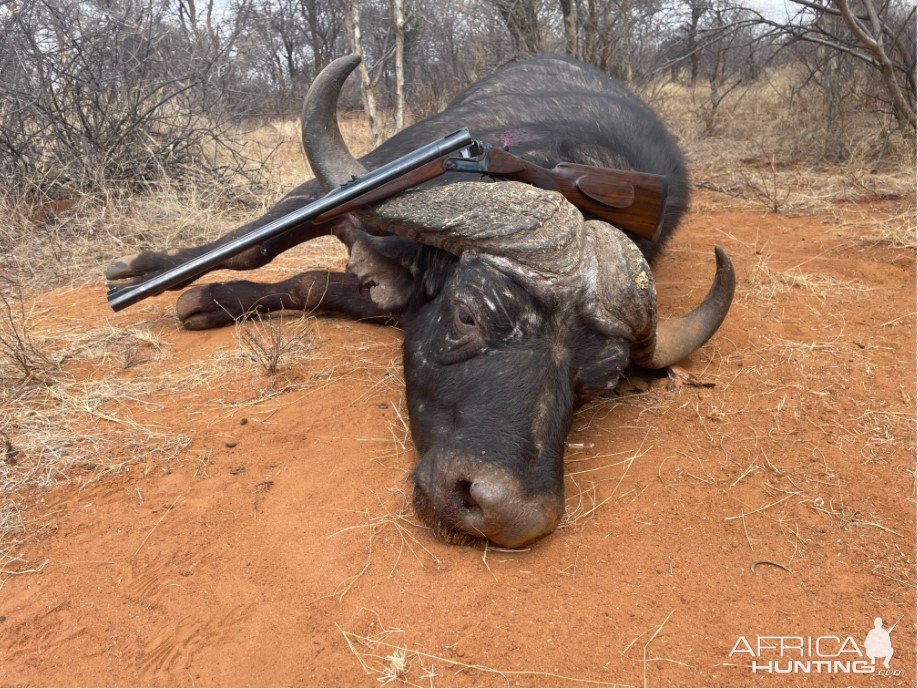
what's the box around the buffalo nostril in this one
[454,479,505,518]
[460,479,561,549]
[455,479,477,510]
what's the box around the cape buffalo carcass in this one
[106,55,735,549]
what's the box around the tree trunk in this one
[835,0,915,138]
[389,0,406,131]
[559,0,578,58]
[302,0,330,78]
[340,0,381,145]
[620,0,633,82]
[492,0,542,55]
[820,13,845,159]
[688,2,705,86]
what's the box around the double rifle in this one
[107,129,668,312]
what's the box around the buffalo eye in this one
[437,301,486,365]
[453,302,478,331]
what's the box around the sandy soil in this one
[1,191,915,687]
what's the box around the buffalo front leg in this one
[175,270,396,330]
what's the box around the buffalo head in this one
[303,56,735,548]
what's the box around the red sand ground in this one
[1,191,915,687]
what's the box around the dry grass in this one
[0,185,252,290]
[338,615,613,687]
[559,428,654,531]
[0,114,379,296]
[744,253,873,303]
[830,205,917,249]
[234,311,318,376]
[646,66,916,222]
[0,287,195,578]
[325,488,442,602]
[0,280,56,385]
[0,292,343,576]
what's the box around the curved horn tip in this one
[331,53,362,72]
[713,245,735,283]
[634,245,736,370]
[301,54,367,189]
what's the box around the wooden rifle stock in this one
[467,147,668,242]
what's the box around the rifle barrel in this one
[107,128,473,312]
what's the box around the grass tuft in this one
[234,311,317,376]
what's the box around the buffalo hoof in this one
[105,249,192,288]
[176,280,300,330]
[176,284,248,330]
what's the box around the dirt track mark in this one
[1,599,84,660]
[136,602,254,680]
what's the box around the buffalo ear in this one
[571,335,631,399]
[346,232,419,311]
[359,233,423,273]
